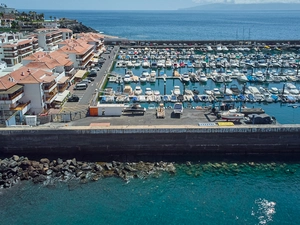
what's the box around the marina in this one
[98,44,300,124]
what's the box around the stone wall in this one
[1,125,300,160]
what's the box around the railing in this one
[10,101,31,111]
[44,82,57,91]
[40,109,88,124]
[3,48,18,52]
[0,90,24,101]
[58,83,68,92]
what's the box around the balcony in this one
[44,82,57,93]
[10,101,31,115]
[45,91,58,104]
[0,86,24,104]
[3,48,18,53]
[18,44,32,51]
[79,54,94,68]
[3,53,18,58]
[58,83,68,92]
[19,49,33,57]
[76,48,94,61]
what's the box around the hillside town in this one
[0,5,106,127]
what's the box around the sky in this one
[7,0,300,11]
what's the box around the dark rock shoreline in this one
[0,156,176,189]
[59,19,98,33]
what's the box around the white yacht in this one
[286,83,299,95]
[199,72,208,82]
[173,86,181,95]
[149,70,157,83]
[142,60,150,68]
[145,87,153,95]
[134,86,143,95]
[165,59,172,68]
[181,72,190,83]
[140,71,149,83]
[123,74,131,83]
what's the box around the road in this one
[60,45,119,114]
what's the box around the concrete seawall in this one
[1,125,300,160]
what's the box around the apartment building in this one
[58,39,94,69]
[34,28,73,51]
[0,64,70,126]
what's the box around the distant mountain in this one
[179,3,300,11]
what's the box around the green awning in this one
[0,85,23,95]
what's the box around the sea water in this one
[1,162,300,225]
[34,10,300,40]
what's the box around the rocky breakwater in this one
[0,156,176,189]
[59,18,98,33]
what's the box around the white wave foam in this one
[252,198,276,225]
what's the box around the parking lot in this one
[59,45,119,116]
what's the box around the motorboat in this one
[145,87,153,95]
[123,85,133,95]
[140,71,149,83]
[285,83,299,95]
[123,74,131,83]
[220,109,244,121]
[165,59,172,68]
[173,102,183,114]
[123,103,146,114]
[212,88,222,97]
[198,72,208,82]
[181,72,190,83]
[269,87,279,94]
[134,86,143,95]
[173,86,181,95]
[236,73,249,82]
[142,60,150,68]
[137,95,146,102]
[149,70,156,83]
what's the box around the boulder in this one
[124,165,137,172]
[57,158,63,165]
[12,155,20,161]
[20,160,31,168]
[9,161,19,168]
[31,161,41,169]
[105,163,113,170]
[32,175,47,184]
[40,158,50,165]
[94,164,103,172]
[71,158,77,166]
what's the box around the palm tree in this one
[50,16,52,21]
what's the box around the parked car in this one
[67,95,79,102]
[74,83,87,90]
[88,71,97,77]
[94,67,100,71]
[81,79,91,84]
[87,77,95,81]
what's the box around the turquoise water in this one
[1,162,300,225]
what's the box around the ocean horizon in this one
[29,9,300,41]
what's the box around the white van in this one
[74,83,87,90]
